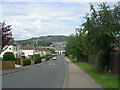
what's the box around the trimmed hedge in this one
[3,52,15,61]
[22,58,31,66]
[45,55,52,61]
[33,54,41,64]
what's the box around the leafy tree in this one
[0,22,13,54]
[83,2,119,54]
[65,2,120,71]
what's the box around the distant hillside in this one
[17,35,69,47]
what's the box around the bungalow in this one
[21,44,35,58]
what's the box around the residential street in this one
[2,55,101,88]
[2,55,67,88]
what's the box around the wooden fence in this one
[88,52,120,76]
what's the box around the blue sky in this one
[0,0,119,40]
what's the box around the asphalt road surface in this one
[2,55,67,88]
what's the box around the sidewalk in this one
[65,57,102,88]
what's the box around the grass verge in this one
[67,56,119,89]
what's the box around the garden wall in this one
[0,61,15,69]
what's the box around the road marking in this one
[65,62,67,66]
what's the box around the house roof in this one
[22,44,33,50]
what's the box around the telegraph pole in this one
[0,23,2,54]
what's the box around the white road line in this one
[65,62,67,66]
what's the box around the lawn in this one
[67,56,119,89]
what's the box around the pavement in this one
[65,57,102,88]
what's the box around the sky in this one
[0,0,119,40]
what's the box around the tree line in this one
[65,2,120,71]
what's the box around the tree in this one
[65,2,119,71]
[113,2,120,47]
[0,22,13,54]
[83,2,118,54]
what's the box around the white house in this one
[0,42,21,58]
[35,48,48,56]
[22,44,35,57]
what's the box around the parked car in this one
[53,56,57,60]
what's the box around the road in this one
[2,55,67,88]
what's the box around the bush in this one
[33,54,41,64]
[15,57,21,65]
[0,58,2,61]
[40,56,45,59]
[3,52,15,61]
[45,55,52,61]
[22,58,31,66]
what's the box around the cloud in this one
[2,0,119,2]
[1,2,118,40]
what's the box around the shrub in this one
[33,54,41,64]
[40,56,45,59]
[22,58,31,66]
[3,52,15,61]
[15,57,21,65]
[45,55,51,61]
[0,58,2,61]
[15,57,21,60]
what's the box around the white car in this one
[53,56,57,60]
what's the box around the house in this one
[35,47,50,56]
[21,44,35,58]
[0,42,21,58]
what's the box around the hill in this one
[17,35,69,47]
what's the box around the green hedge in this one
[45,55,52,61]
[0,58,2,61]
[3,52,15,61]
[33,54,41,64]
[22,58,31,66]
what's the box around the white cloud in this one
[2,0,119,2]
[1,2,118,40]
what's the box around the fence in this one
[0,61,15,69]
[88,52,120,76]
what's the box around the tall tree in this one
[0,22,13,54]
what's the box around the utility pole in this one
[0,23,2,54]
[32,41,35,64]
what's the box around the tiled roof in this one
[22,44,33,50]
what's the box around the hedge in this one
[3,52,15,61]
[33,54,41,64]
[22,58,31,66]
[45,55,52,61]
